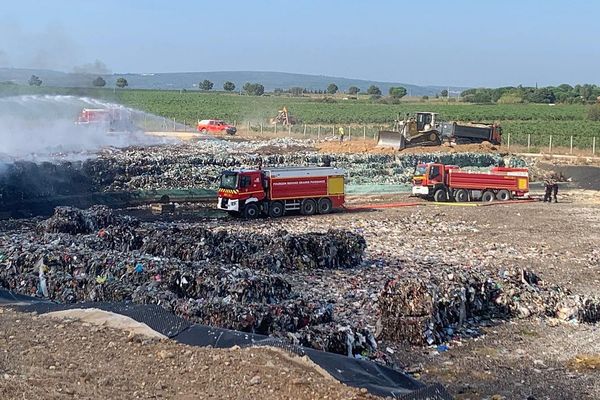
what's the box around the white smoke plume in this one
[0,20,111,74]
[0,95,172,161]
[0,21,81,71]
[72,60,111,75]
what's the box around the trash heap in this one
[378,266,600,345]
[556,295,600,323]
[176,298,332,334]
[282,322,377,358]
[38,205,137,235]
[139,227,366,272]
[1,140,531,213]
[89,144,518,190]
[0,206,375,358]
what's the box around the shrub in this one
[309,96,337,103]
[588,104,600,121]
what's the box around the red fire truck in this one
[76,108,134,132]
[412,163,529,202]
[217,167,346,218]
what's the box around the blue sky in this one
[0,0,598,87]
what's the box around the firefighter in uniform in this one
[543,178,554,202]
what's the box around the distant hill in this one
[0,68,467,96]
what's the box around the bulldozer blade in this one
[376,130,406,149]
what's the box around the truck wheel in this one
[300,199,317,216]
[317,198,332,214]
[201,128,207,134]
[496,190,511,201]
[243,203,260,219]
[433,189,447,202]
[268,201,284,218]
[454,189,468,202]
[481,191,495,202]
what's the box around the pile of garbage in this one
[38,206,136,235]
[88,144,521,190]
[1,140,532,214]
[139,227,366,272]
[283,322,377,358]
[175,298,332,334]
[378,266,599,345]
[0,206,374,358]
[556,295,600,323]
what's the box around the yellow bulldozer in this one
[377,112,442,150]
[377,111,503,150]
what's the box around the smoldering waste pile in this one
[378,266,600,346]
[1,141,530,212]
[0,206,377,358]
[90,142,526,190]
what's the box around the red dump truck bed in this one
[447,169,529,192]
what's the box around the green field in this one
[115,90,587,123]
[2,85,599,149]
[114,90,600,149]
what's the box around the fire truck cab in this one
[412,163,460,197]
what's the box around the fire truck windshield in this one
[220,173,238,189]
[414,165,427,176]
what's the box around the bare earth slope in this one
[0,308,373,400]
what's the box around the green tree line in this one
[461,84,600,104]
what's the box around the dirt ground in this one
[316,139,501,155]
[0,308,373,400]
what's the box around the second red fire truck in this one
[412,162,529,202]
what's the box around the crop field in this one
[114,90,600,149]
[114,90,588,123]
[2,85,599,149]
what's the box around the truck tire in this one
[433,189,447,202]
[201,128,207,134]
[243,203,260,219]
[317,198,333,214]
[300,199,317,216]
[268,201,284,218]
[496,190,511,201]
[481,190,495,203]
[454,189,469,203]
